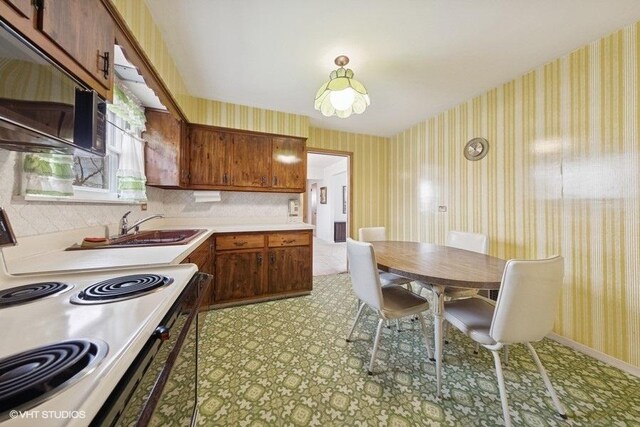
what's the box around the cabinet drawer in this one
[216,234,265,251]
[268,232,310,247]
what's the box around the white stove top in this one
[0,261,198,426]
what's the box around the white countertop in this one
[2,219,313,276]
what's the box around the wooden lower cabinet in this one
[268,246,312,294]
[212,230,312,306]
[214,250,266,302]
[181,237,214,305]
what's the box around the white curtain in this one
[23,153,75,197]
[116,133,147,201]
[109,79,147,201]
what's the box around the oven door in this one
[91,272,212,426]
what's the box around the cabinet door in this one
[189,127,231,186]
[40,0,114,89]
[144,110,184,187]
[3,0,32,18]
[188,240,212,274]
[268,246,312,294]
[231,134,271,187]
[214,250,266,303]
[271,137,306,191]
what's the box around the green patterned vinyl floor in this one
[196,274,640,426]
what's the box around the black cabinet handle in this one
[269,252,275,264]
[98,51,110,79]
[273,176,277,186]
[233,241,247,247]
[223,172,228,184]
[257,253,263,265]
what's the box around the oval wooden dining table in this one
[370,241,506,397]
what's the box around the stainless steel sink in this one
[67,229,206,250]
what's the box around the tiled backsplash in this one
[162,188,291,218]
[0,150,292,237]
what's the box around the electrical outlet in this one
[140,203,148,211]
[438,205,447,212]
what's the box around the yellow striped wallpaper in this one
[389,22,640,367]
[307,127,389,238]
[111,0,308,138]
[185,97,309,138]
[111,0,191,109]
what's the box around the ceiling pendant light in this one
[314,55,370,118]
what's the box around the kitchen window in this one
[21,82,148,204]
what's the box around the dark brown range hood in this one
[0,21,106,157]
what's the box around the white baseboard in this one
[548,333,640,378]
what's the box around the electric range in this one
[0,209,206,426]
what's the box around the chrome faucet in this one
[119,211,164,236]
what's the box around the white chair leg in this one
[417,313,434,360]
[504,345,509,366]
[491,350,512,427]
[346,302,366,342]
[368,319,385,375]
[396,319,400,331]
[444,321,449,344]
[526,343,567,419]
[474,343,480,355]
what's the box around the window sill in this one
[16,192,144,205]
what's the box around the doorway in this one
[306,149,351,276]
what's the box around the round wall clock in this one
[464,137,489,161]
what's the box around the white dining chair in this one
[439,231,490,350]
[345,238,433,374]
[358,227,414,289]
[443,230,489,298]
[444,256,566,427]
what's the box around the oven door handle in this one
[153,325,170,341]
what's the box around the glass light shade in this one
[314,67,370,118]
[329,88,356,110]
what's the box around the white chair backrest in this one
[446,231,489,254]
[358,227,386,242]
[346,238,384,310]
[490,256,564,344]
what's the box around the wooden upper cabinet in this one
[189,127,231,186]
[39,0,114,90]
[143,110,187,188]
[231,133,271,187]
[271,137,306,191]
[2,0,32,18]
[144,120,307,192]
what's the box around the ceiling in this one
[308,153,347,170]
[146,1,640,137]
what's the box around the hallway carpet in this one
[196,274,640,426]
[312,238,347,276]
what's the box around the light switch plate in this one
[438,206,447,212]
